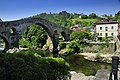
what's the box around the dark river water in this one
[63,54,111,76]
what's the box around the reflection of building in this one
[94,20,120,37]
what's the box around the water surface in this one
[63,54,111,76]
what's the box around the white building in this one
[94,20,119,37]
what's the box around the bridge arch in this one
[61,31,67,41]
[19,23,54,51]
[9,27,17,36]
[0,17,72,54]
[0,34,9,52]
[35,23,52,38]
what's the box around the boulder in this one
[6,48,20,53]
[70,71,94,80]
[94,70,110,80]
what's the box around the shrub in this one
[19,49,53,57]
[59,42,67,50]
[0,52,70,80]
[65,41,80,55]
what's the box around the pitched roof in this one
[94,19,119,25]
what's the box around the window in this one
[111,26,114,30]
[111,33,114,36]
[105,33,108,37]
[100,27,102,30]
[105,26,108,31]
[100,33,102,36]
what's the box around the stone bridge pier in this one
[0,29,20,52]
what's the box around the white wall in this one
[96,23,118,37]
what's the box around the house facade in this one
[94,20,119,37]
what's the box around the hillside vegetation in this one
[31,11,120,28]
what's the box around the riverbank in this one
[0,48,113,80]
[70,70,111,80]
[79,53,114,63]
[70,71,94,80]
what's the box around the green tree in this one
[20,24,47,49]
[89,13,97,19]
[115,11,120,20]
[70,31,90,41]
[66,41,80,54]
[81,14,88,19]
[59,11,70,21]
[115,11,120,16]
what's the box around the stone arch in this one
[0,17,72,55]
[9,27,17,35]
[19,23,54,52]
[35,23,53,51]
[61,31,70,41]
[9,27,19,48]
[0,34,9,52]
[54,30,58,34]
[61,31,67,41]
[35,23,52,38]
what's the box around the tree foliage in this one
[115,11,120,20]
[81,14,88,19]
[19,24,47,49]
[70,31,91,41]
[59,11,70,21]
[66,41,80,54]
[28,11,120,28]
[0,51,70,80]
[88,13,97,19]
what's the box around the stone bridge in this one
[0,17,72,54]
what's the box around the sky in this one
[0,0,120,21]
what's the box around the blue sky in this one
[0,0,120,21]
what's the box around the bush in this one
[0,52,70,80]
[65,41,80,55]
[59,42,67,50]
[19,49,53,57]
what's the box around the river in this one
[0,37,111,76]
[63,54,111,76]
